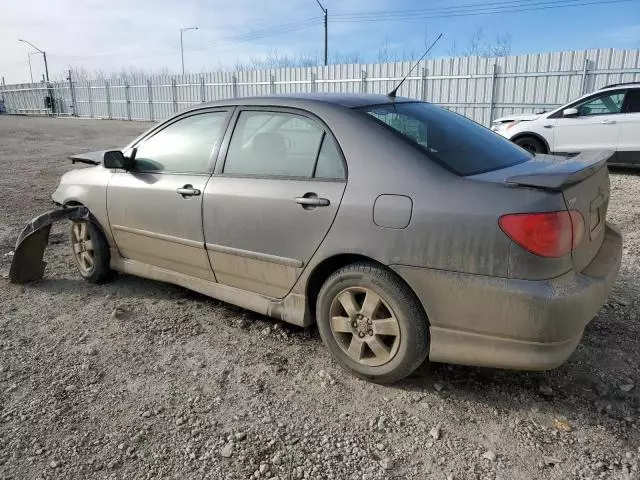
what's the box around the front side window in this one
[575,92,625,116]
[223,111,344,179]
[359,102,531,176]
[134,111,227,173]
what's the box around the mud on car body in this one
[11,94,622,383]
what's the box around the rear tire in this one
[316,262,429,384]
[514,136,547,154]
[69,220,112,284]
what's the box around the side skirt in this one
[110,250,311,327]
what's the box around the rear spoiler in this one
[505,150,612,191]
[69,149,109,166]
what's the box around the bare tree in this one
[462,28,512,58]
[488,33,513,57]
[62,29,513,81]
[465,28,485,57]
[376,40,390,63]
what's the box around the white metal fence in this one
[1,48,639,126]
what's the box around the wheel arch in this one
[510,132,550,153]
[304,254,429,326]
[63,201,112,247]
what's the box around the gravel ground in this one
[1,115,639,480]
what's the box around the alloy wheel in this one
[329,287,401,367]
[71,222,95,275]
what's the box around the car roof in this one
[599,82,640,91]
[192,93,415,111]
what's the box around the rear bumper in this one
[392,223,622,370]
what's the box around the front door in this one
[203,108,347,298]
[550,90,624,154]
[107,109,230,281]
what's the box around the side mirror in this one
[103,150,134,170]
[563,107,578,118]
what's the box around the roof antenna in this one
[388,33,443,99]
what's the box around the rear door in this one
[616,88,640,165]
[202,108,347,298]
[549,90,624,155]
[107,109,230,280]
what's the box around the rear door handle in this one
[295,196,330,207]
[543,124,553,128]
[601,119,616,124]
[176,185,201,197]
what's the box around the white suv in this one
[492,83,640,166]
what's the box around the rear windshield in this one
[357,102,531,176]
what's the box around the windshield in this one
[358,102,532,176]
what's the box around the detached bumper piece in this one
[9,206,90,284]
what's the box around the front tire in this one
[514,136,547,154]
[316,262,429,384]
[69,220,112,284]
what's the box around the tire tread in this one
[317,261,429,383]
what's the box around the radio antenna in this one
[388,33,443,99]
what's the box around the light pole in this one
[314,0,328,65]
[180,26,198,75]
[27,52,42,83]
[18,39,49,82]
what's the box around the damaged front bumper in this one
[9,206,89,283]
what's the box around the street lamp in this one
[27,52,39,83]
[314,0,328,65]
[18,39,49,82]
[180,27,198,75]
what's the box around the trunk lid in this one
[470,151,613,272]
[561,160,610,272]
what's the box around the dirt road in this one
[1,116,639,479]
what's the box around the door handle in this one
[601,119,616,124]
[295,195,330,208]
[176,185,201,197]
[543,124,553,128]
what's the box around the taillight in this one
[499,210,585,258]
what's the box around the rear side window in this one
[315,136,345,179]
[223,110,345,179]
[625,89,640,113]
[359,102,531,176]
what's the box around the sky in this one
[1,0,640,84]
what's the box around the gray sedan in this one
[14,94,622,383]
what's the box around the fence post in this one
[232,75,238,98]
[580,58,590,95]
[360,69,367,93]
[311,72,317,93]
[200,76,206,103]
[270,74,276,95]
[488,63,498,125]
[67,69,78,117]
[87,82,93,118]
[0,77,5,114]
[105,80,112,120]
[172,78,178,114]
[125,80,132,121]
[147,79,154,122]
[421,67,428,101]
